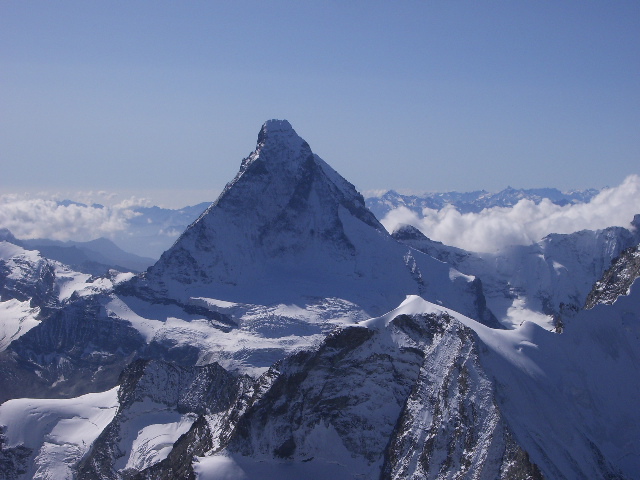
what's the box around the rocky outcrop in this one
[585,244,640,308]
[0,434,31,480]
[78,359,251,480]
[218,312,540,478]
[0,243,58,309]
[0,296,145,402]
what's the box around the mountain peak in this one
[142,121,491,319]
[256,119,304,150]
[148,121,383,297]
[258,119,294,138]
[237,119,309,176]
[392,224,428,241]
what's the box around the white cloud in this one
[113,196,152,209]
[381,174,640,252]
[0,195,140,242]
[361,189,389,198]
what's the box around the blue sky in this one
[2,1,639,207]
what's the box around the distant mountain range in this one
[365,186,600,220]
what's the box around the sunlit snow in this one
[0,388,119,480]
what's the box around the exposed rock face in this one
[0,439,31,480]
[380,313,542,480]
[133,416,214,480]
[585,244,640,308]
[0,296,145,403]
[78,359,252,480]
[227,326,411,465]
[215,311,541,478]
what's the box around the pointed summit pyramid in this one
[146,120,491,318]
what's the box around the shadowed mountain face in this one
[149,120,379,285]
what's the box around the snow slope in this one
[106,293,359,376]
[0,388,118,480]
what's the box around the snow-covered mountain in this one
[4,293,637,479]
[393,216,640,330]
[140,119,493,321]
[0,120,639,480]
[0,119,494,399]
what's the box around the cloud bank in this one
[381,174,640,253]
[0,195,144,242]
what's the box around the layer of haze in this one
[2,2,639,208]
